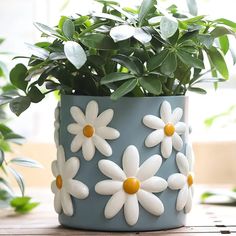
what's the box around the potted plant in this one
[2,0,236,231]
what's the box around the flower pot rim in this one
[61,94,187,99]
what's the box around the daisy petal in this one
[172,133,183,151]
[171,107,183,124]
[168,173,186,190]
[141,176,167,193]
[136,155,162,181]
[51,160,59,177]
[67,124,82,135]
[63,157,79,179]
[104,190,126,219]
[71,132,84,153]
[176,184,188,211]
[133,28,152,44]
[176,152,189,175]
[95,109,114,127]
[122,145,139,177]
[124,194,139,226]
[96,127,120,140]
[98,160,126,181]
[93,135,112,157]
[51,180,57,193]
[185,188,193,213]
[82,138,95,161]
[137,190,164,216]
[161,137,172,158]
[143,115,165,130]
[175,122,186,134]
[85,100,98,124]
[160,101,172,124]
[54,192,62,214]
[70,106,85,126]
[65,179,89,199]
[95,180,123,195]
[61,189,73,216]
[145,129,164,148]
[57,146,65,173]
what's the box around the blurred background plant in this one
[0,38,41,214]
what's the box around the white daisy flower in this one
[143,100,186,158]
[168,144,194,213]
[51,145,89,216]
[54,103,60,146]
[95,145,167,226]
[67,100,120,161]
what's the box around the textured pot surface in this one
[53,95,191,231]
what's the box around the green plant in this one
[0,40,41,213]
[2,0,236,116]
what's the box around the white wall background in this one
[0,0,236,142]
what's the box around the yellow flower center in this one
[123,177,140,194]
[83,125,94,138]
[164,123,175,136]
[187,174,193,187]
[56,175,63,189]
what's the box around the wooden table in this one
[0,188,236,235]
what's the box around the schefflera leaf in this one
[160,16,178,39]
[64,41,87,69]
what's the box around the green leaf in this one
[218,35,229,55]
[9,96,31,116]
[211,26,235,38]
[10,64,28,92]
[112,54,144,75]
[62,19,75,39]
[7,167,25,196]
[111,79,137,100]
[64,41,87,69]
[0,139,11,152]
[74,16,89,26]
[10,196,39,214]
[101,72,135,85]
[0,96,13,106]
[10,197,30,207]
[28,86,45,103]
[34,22,59,37]
[138,0,155,26]
[188,86,207,94]
[201,192,215,202]
[208,47,229,79]
[197,34,214,49]
[177,50,205,69]
[10,158,43,168]
[160,16,178,39]
[160,53,177,75]
[92,12,125,23]
[147,49,169,71]
[81,33,117,50]
[0,149,4,166]
[186,0,198,16]
[214,18,236,29]
[139,76,162,95]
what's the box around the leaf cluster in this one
[3,0,236,115]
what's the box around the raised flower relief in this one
[54,103,60,146]
[143,100,186,158]
[167,144,194,213]
[51,145,89,216]
[67,100,120,161]
[95,145,167,226]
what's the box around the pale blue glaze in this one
[58,95,188,231]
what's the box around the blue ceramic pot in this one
[52,95,193,231]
